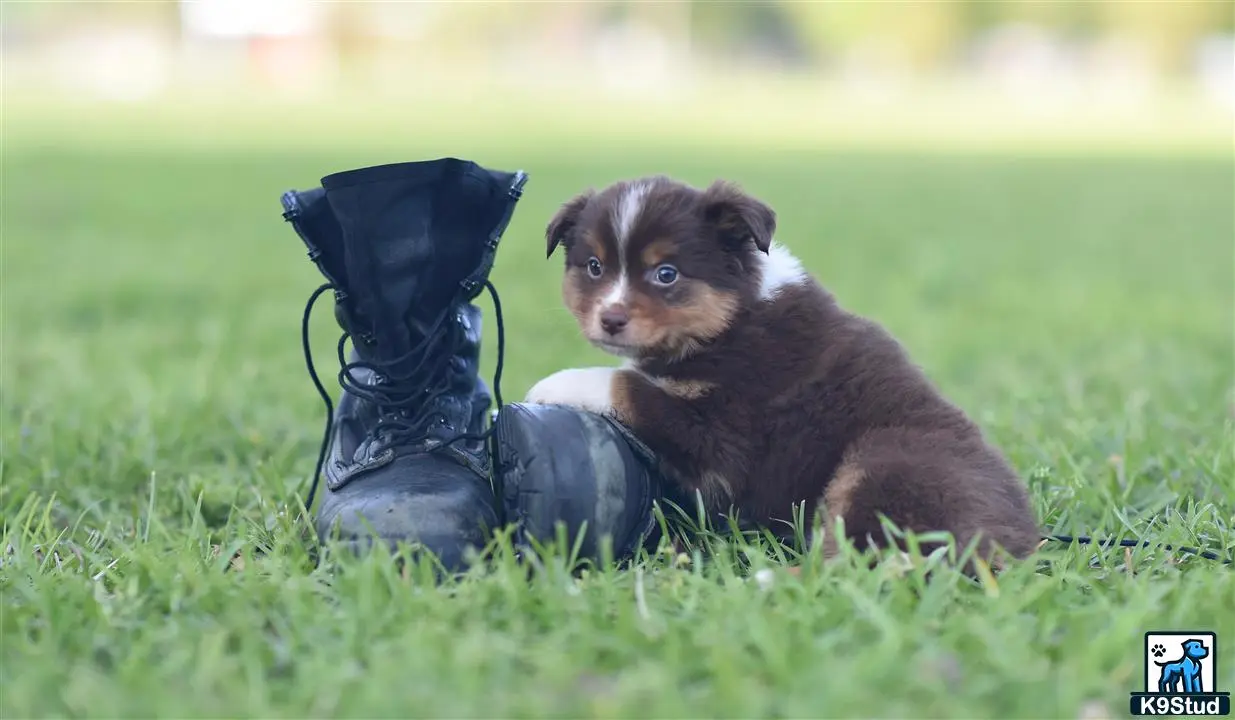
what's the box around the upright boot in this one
[282,159,521,571]
[281,158,666,572]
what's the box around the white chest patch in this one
[757,242,807,301]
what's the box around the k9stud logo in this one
[1130,632,1230,716]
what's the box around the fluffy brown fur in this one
[526,175,1041,568]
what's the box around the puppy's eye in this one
[586,257,603,278]
[653,264,679,286]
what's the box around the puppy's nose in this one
[599,307,630,335]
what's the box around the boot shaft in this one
[319,158,525,376]
[280,186,365,336]
[282,158,526,462]
[284,159,526,370]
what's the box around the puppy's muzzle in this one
[599,305,630,336]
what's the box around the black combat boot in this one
[281,159,520,571]
[281,158,665,573]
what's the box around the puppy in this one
[525,175,1040,568]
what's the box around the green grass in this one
[2,97,1233,718]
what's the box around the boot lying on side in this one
[280,158,665,573]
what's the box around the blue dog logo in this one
[1155,638,1210,694]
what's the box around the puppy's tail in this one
[1044,534,1232,564]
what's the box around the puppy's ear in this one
[700,180,776,254]
[546,191,594,259]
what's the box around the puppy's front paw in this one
[525,367,619,416]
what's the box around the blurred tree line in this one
[695,0,1233,73]
[7,0,1233,76]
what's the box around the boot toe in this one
[494,402,661,563]
[315,453,498,571]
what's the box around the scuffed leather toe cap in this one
[494,402,660,563]
[315,453,499,572]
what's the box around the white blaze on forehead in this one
[757,241,807,301]
[599,180,651,309]
[612,180,651,250]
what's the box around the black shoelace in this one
[1043,535,1230,564]
[298,280,506,512]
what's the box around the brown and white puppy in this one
[525,175,1040,567]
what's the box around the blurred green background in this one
[3,2,1233,717]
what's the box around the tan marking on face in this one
[640,239,676,269]
[662,286,738,341]
[582,229,607,265]
[562,275,588,326]
[576,284,740,359]
[562,228,618,329]
[650,286,740,360]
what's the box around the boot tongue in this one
[322,159,518,379]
